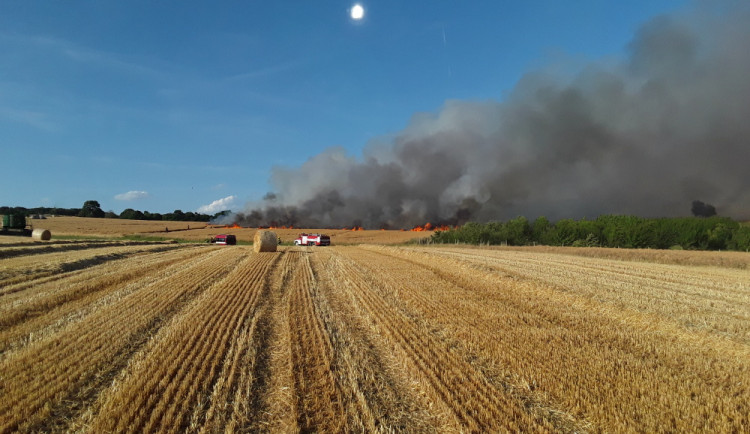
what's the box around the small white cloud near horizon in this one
[114,190,150,201]
[198,195,236,214]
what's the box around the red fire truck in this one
[293,233,330,246]
[212,234,237,245]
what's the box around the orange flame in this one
[411,222,432,231]
[410,222,455,231]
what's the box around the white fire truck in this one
[294,233,331,246]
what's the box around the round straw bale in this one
[253,230,277,252]
[31,228,52,241]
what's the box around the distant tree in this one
[213,210,232,220]
[104,210,119,219]
[430,214,747,251]
[120,208,135,219]
[691,200,717,217]
[729,227,750,252]
[551,219,580,246]
[143,211,162,221]
[164,210,185,221]
[707,223,733,250]
[505,216,531,245]
[458,222,483,244]
[78,200,105,218]
[120,208,144,220]
[1,206,29,216]
[532,216,551,243]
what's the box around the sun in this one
[350,3,364,20]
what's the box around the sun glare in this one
[350,4,364,20]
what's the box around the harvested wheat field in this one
[26,216,203,237]
[28,216,428,244]
[1,242,748,432]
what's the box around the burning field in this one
[16,216,435,244]
[1,240,748,431]
[215,5,750,229]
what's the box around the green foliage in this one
[78,200,105,218]
[572,233,600,247]
[0,206,80,216]
[707,223,734,250]
[163,210,185,221]
[728,227,750,252]
[506,216,532,245]
[2,202,220,222]
[532,216,551,242]
[431,215,748,251]
[120,208,144,220]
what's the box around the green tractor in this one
[1,213,33,236]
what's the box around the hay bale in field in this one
[253,230,277,252]
[31,228,51,241]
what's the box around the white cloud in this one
[114,190,150,201]
[197,195,236,214]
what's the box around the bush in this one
[729,227,750,252]
[431,215,748,251]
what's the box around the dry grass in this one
[479,244,750,269]
[355,244,750,431]
[24,216,201,236]
[23,216,431,244]
[85,251,277,432]
[0,234,40,244]
[1,241,747,432]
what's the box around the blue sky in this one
[1,0,689,214]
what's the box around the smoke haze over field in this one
[233,5,750,228]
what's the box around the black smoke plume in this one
[232,4,750,228]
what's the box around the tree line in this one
[431,215,750,252]
[1,201,229,223]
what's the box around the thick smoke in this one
[234,5,750,228]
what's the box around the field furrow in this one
[0,246,198,335]
[327,248,551,432]
[250,249,300,432]
[357,245,750,431]
[0,240,171,260]
[0,252,202,360]
[405,246,750,343]
[84,248,277,433]
[0,243,182,290]
[310,249,441,432]
[2,236,747,433]
[287,251,348,432]
[482,245,750,269]
[0,247,242,432]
